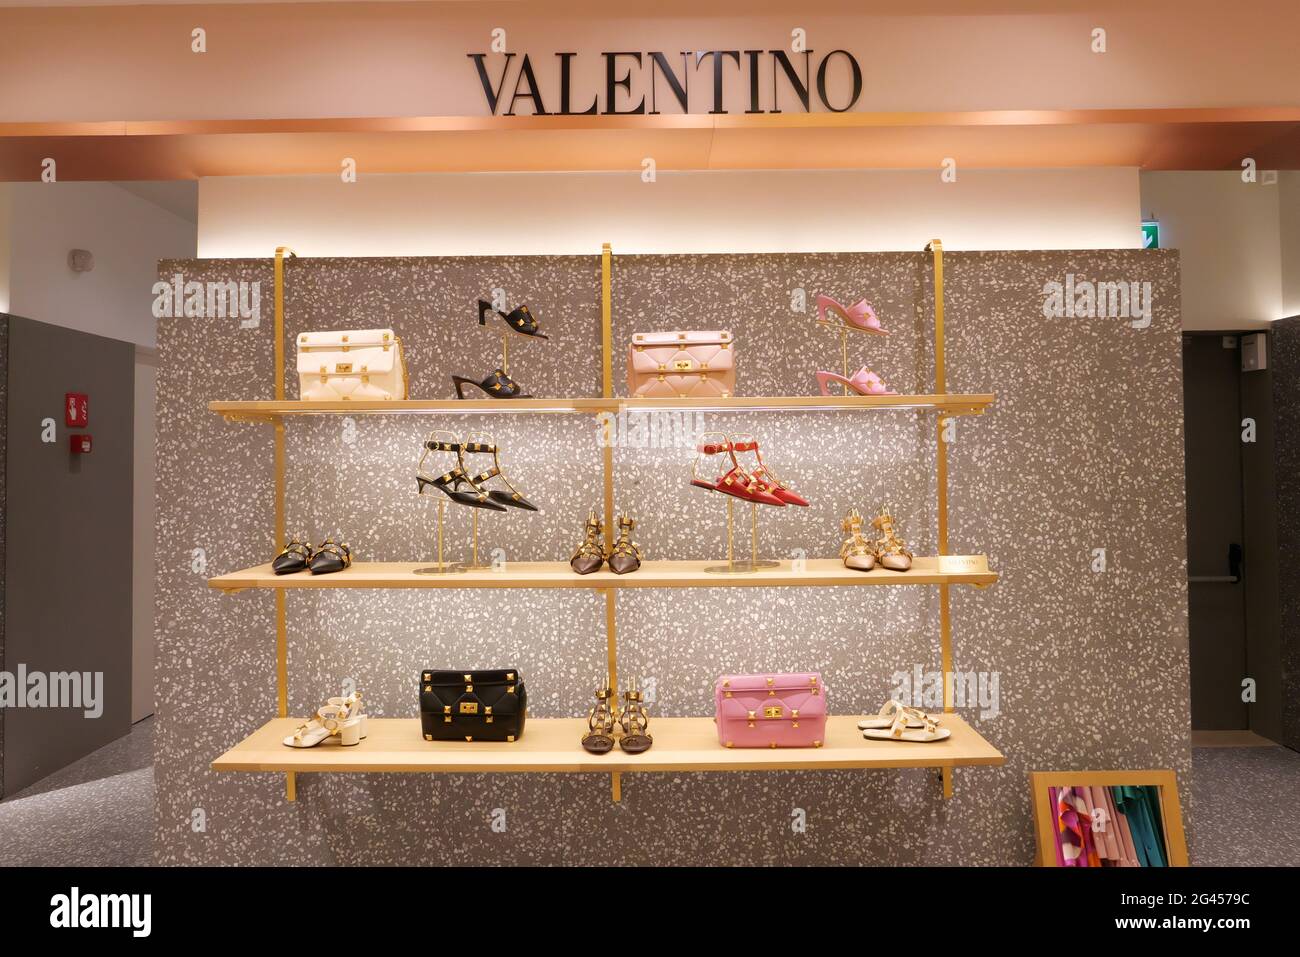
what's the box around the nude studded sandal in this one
[862,706,950,743]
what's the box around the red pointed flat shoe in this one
[714,465,787,506]
[730,435,810,507]
[690,433,786,506]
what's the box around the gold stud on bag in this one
[297,328,408,401]
[627,330,735,398]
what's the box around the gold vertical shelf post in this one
[927,239,954,800]
[273,245,296,802]
[600,243,621,803]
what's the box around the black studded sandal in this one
[451,369,532,400]
[461,439,539,512]
[272,539,313,575]
[415,432,507,511]
[477,299,549,340]
[308,539,352,575]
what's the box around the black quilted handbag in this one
[419,669,526,742]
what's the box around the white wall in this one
[198,168,1143,259]
[1140,171,1285,331]
[4,181,195,725]
[8,182,196,347]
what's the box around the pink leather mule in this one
[815,294,887,334]
[814,367,896,397]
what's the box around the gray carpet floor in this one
[1186,744,1300,866]
[0,716,154,867]
[0,719,1295,866]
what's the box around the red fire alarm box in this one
[65,392,89,428]
[70,434,92,454]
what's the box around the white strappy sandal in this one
[283,700,363,748]
[862,705,951,743]
[326,691,368,740]
[857,699,931,731]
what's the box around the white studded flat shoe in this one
[862,707,950,743]
[857,699,931,731]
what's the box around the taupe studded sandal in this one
[607,515,643,575]
[581,684,617,755]
[618,681,653,754]
[570,510,607,575]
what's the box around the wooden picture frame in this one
[1029,769,1188,867]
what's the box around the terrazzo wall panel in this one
[1272,316,1300,752]
[154,249,1189,864]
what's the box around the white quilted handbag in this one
[296,329,408,401]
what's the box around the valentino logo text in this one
[469,49,863,116]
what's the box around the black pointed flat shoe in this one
[309,539,352,575]
[415,434,509,511]
[462,441,539,512]
[478,299,549,340]
[451,370,532,400]
[272,540,313,575]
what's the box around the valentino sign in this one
[468,49,864,116]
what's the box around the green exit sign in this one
[1142,221,1160,249]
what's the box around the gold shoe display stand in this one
[412,499,464,576]
[707,498,790,573]
[210,240,1000,803]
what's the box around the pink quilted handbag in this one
[627,330,735,398]
[714,673,827,748]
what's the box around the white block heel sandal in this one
[283,697,364,748]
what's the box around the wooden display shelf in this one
[208,556,997,593]
[213,715,1004,775]
[209,393,994,422]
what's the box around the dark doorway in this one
[1183,334,1250,730]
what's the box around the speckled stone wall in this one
[1272,316,1300,752]
[154,250,1189,865]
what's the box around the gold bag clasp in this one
[763,705,783,718]
[673,359,694,371]
[459,702,479,714]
